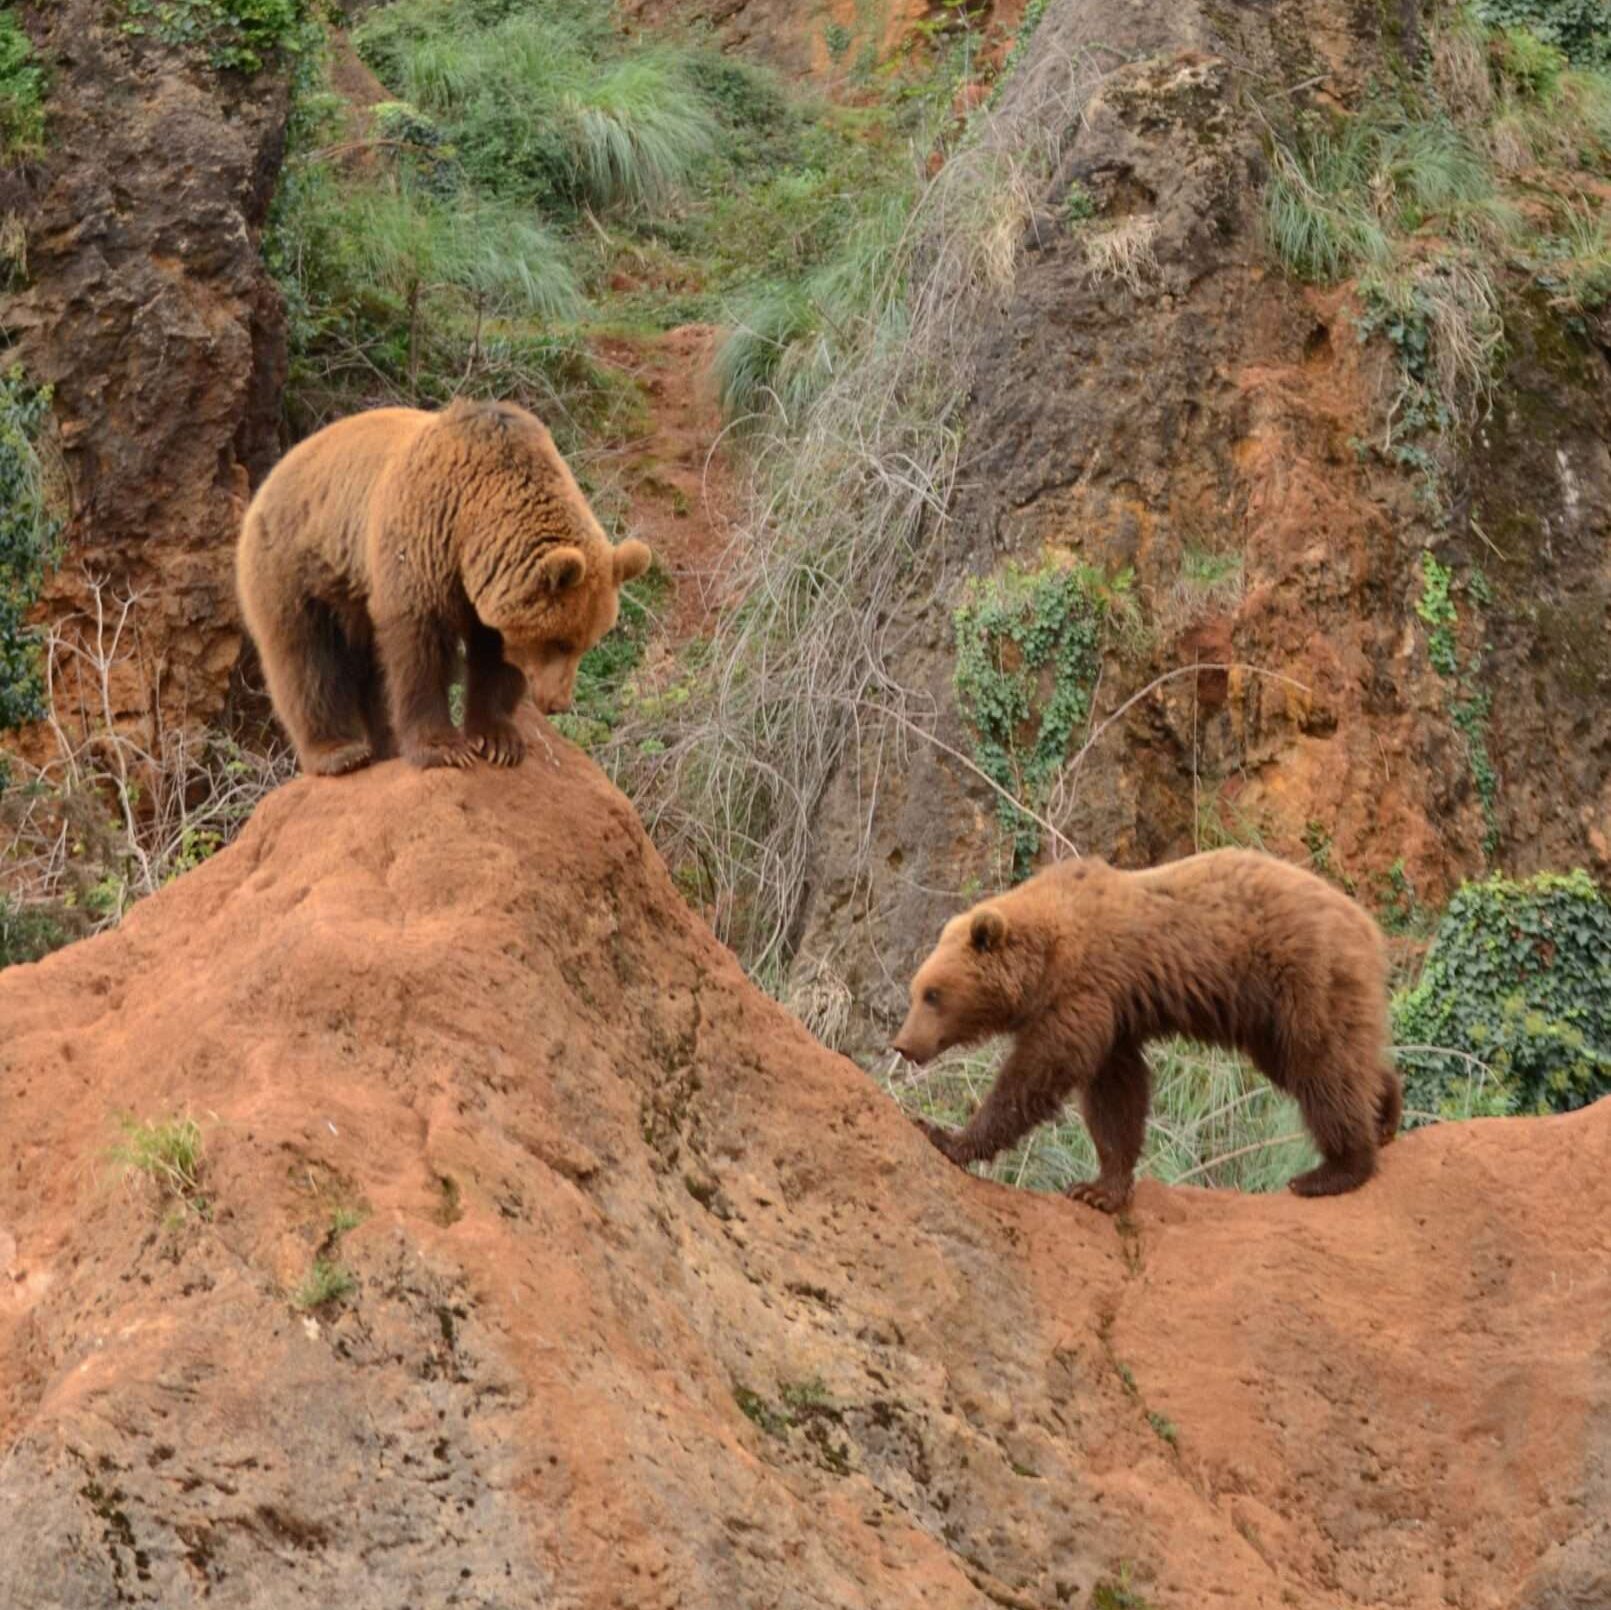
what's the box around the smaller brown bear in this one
[893,849,1401,1210]
[236,399,651,774]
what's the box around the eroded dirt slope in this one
[0,732,1607,1608]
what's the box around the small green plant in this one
[0,11,47,158]
[1146,1410,1179,1447]
[1062,180,1097,228]
[732,1384,790,1437]
[119,0,312,74]
[293,1256,356,1311]
[1394,869,1611,1120]
[0,894,68,967]
[1415,551,1460,676]
[0,367,63,732]
[824,22,852,62]
[110,1115,209,1218]
[952,559,1117,876]
[779,1376,831,1412]
[1374,858,1431,937]
[1092,1569,1156,1610]
[1451,690,1500,854]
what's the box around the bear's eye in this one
[922,988,941,1008]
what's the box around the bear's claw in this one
[913,1116,970,1166]
[303,739,375,777]
[405,736,480,771]
[469,719,526,768]
[1064,1178,1133,1214]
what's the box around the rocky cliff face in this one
[0,734,1608,1607]
[0,1,293,739]
[792,0,1611,1051]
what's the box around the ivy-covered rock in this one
[951,558,1121,878]
[1394,870,1611,1121]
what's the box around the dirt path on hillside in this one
[592,325,739,647]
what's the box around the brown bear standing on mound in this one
[236,399,652,773]
[892,850,1403,1210]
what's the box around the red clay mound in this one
[1,735,1607,1608]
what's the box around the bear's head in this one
[481,537,652,713]
[441,399,655,713]
[891,902,1021,1065]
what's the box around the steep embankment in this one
[1,0,294,737]
[789,0,1611,1049]
[1,731,1607,1608]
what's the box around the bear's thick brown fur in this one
[893,849,1402,1210]
[236,399,651,774]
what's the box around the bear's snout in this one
[891,1026,933,1065]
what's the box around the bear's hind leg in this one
[257,600,376,776]
[1287,1060,1378,1198]
[1066,1043,1149,1214]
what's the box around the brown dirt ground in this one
[593,324,739,646]
[1,725,1607,1607]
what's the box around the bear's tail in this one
[1376,1067,1404,1147]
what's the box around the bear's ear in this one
[969,908,1008,953]
[536,546,587,595]
[613,538,652,585]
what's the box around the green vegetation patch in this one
[293,1256,356,1310]
[952,558,1120,876]
[1394,869,1611,1119]
[551,565,668,750]
[0,10,47,157]
[111,1114,210,1218]
[0,368,63,734]
[119,0,313,74]
[1474,0,1611,66]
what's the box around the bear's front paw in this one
[404,732,480,771]
[468,718,526,768]
[1064,1177,1133,1214]
[914,1117,969,1166]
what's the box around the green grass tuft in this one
[293,1257,356,1311]
[111,1115,209,1217]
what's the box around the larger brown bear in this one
[237,399,651,773]
[893,850,1401,1210]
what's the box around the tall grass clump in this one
[1264,104,1507,284]
[611,16,1107,972]
[715,189,915,421]
[354,0,721,215]
[110,1114,210,1217]
[265,51,612,435]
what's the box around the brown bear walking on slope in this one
[237,400,652,774]
[892,850,1402,1211]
